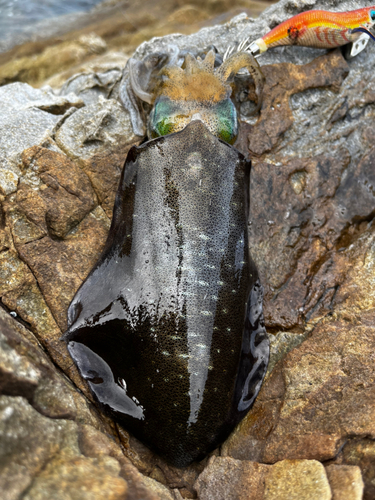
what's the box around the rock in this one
[13,147,99,326]
[55,97,137,159]
[247,50,349,156]
[325,464,364,500]
[0,82,83,196]
[0,307,186,500]
[0,330,41,398]
[59,67,124,106]
[119,432,205,498]
[45,51,129,90]
[334,439,375,500]
[247,51,375,330]
[223,310,375,467]
[139,476,178,500]
[0,34,107,87]
[78,141,135,218]
[194,456,269,500]
[0,0,276,88]
[194,457,334,500]
[0,395,65,500]
[264,460,331,500]
[0,307,103,426]
[22,455,127,500]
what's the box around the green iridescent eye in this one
[148,97,180,139]
[214,100,238,145]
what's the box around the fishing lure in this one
[249,6,375,58]
[64,50,269,467]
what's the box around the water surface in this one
[0,0,105,51]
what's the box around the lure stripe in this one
[316,26,324,43]
[325,28,333,46]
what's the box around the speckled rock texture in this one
[0,0,374,498]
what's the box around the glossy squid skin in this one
[64,120,269,467]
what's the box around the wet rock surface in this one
[0,0,375,498]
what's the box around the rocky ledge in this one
[0,0,374,499]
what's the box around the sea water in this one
[0,0,104,51]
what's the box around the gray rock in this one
[0,395,66,500]
[0,82,83,195]
[0,331,41,398]
[0,395,128,500]
[0,309,131,499]
[55,97,136,159]
[59,69,123,106]
[114,0,375,170]
[0,308,93,423]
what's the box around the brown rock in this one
[264,460,331,500]
[0,395,127,500]
[79,424,186,500]
[249,138,375,331]
[222,363,285,462]
[22,455,128,500]
[120,432,205,497]
[250,148,351,329]
[139,476,178,500]
[0,246,73,382]
[79,424,119,458]
[6,146,110,334]
[223,310,375,465]
[339,439,375,500]
[119,457,179,500]
[79,142,135,219]
[0,309,187,500]
[325,464,364,500]
[0,34,107,87]
[0,329,41,399]
[17,209,109,332]
[0,396,64,499]
[248,50,349,157]
[194,456,269,500]
[19,146,97,239]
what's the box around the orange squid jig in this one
[249,6,375,57]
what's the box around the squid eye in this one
[148,98,179,138]
[371,10,375,21]
[215,100,238,145]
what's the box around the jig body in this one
[249,6,375,57]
